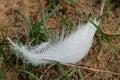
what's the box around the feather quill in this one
[8,18,99,65]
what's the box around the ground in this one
[0,0,120,80]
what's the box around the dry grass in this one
[0,0,120,80]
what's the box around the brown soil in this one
[0,0,120,80]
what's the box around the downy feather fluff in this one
[8,18,99,65]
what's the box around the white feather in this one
[8,18,99,65]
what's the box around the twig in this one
[81,66,120,76]
[43,59,120,76]
[100,0,107,16]
[62,63,120,76]
[39,64,54,80]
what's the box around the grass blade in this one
[19,69,39,80]
[65,0,80,7]
[56,62,71,80]
[56,12,74,27]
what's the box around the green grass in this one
[0,29,7,80]
[0,0,120,80]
